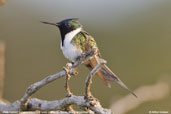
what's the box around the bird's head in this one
[41,18,82,37]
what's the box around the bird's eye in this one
[66,23,70,27]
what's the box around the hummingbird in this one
[41,18,137,97]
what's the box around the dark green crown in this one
[58,18,82,30]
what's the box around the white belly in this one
[61,42,82,62]
[60,28,82,62]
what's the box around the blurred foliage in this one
[0,0,7,7]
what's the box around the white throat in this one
[60,27,82,62]
[64,28,82,44]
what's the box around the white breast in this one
[60,28,82,62]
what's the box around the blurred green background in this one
[0,0,171,113]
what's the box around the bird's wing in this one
[72,31,97,51]
[77,31,137,97]
[76,31,111,87]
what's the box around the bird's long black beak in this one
[40,21,59,26]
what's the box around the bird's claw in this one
[66,92,73,97]
[63,63,72,79]
[84,95,98,106]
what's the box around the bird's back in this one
[71,31,98,52]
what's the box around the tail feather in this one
[86,56,111,87]
[86,55,137,97]
[100,65,137,97]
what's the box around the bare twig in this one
[63,63,73,97]
[63,63,75,113]
[82,58,109,113]
[84,58,106,97]
[0,48,112,114]
[20,70,67,110]
[20,49,96,110]
[1,96,111,114]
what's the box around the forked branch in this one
[0,49,111,114]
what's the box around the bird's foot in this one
[65,91,73,97]
[81,52,87,58]
[80,53,89,64]
[84,95,99,106]
[72,69,79,76]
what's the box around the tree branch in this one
[84,58,106,97]
[20,49,96,110]
[1,96,111,114]
[0,49,111,114]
